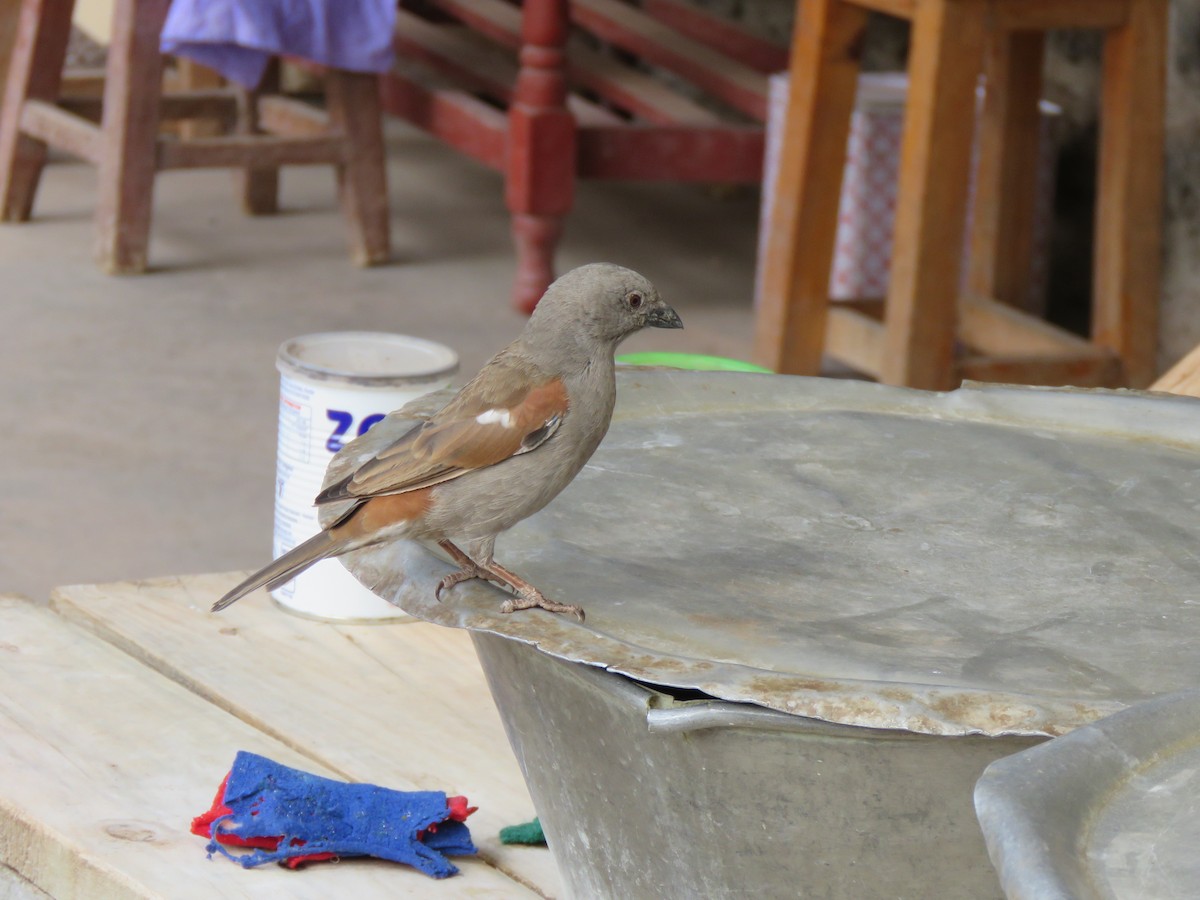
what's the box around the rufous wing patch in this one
[340,486,436,538]
[334,378,570,500]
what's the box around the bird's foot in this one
[500,587,585,622]
[435,563,504,601]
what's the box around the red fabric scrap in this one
[190,770,334,867]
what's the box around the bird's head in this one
[528,263,683,355]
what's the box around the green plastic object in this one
[616,352,772,374]
[499,818,546,846]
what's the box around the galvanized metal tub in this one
[975,688,1200,900]
[473,630,1039,899]
[333,372,1200,898]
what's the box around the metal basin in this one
[334,372,1200,898]
[975,688,1200,899]
[474,631,1039,899]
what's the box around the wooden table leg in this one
[0,0,75,222]
[93,0,168,273]
[506,0,575,314]
[880,0,986,390]
[326,69,390,266]
[966,30,1045,313]
[752,0,868,373]
[1093,0,1167,388]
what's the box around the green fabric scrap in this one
[499,818,546,845]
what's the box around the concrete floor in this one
[1,122,761,604]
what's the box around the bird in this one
[213,263,683,620]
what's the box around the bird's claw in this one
[436,562,512,601]
[500,588,585,622]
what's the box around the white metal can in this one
[273,332,458,621]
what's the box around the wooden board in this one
[0,594,541,898]
[570,0,768,120]
[49,574,561,897]
[427,0,722,125]
[640,0,789,73]
[1152,342,1200,397]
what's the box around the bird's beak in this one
[646,304,684,329]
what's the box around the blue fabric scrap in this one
[205,751,475,877]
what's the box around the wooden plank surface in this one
[50,574,560,898]
[0,594,539,899]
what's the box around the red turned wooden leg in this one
[93,0,169,273]
[236,58,280,216]
[326,69,390,266]
[0,0,75,222]
[506,0,574,314]
[511,212,564,310]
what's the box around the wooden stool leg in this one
[93,0,168,273]
[506,0,574,314]
[752,0,868,373]
[0,0,75,222]
[966,30,1045,312]
[236,59,280,216]
[325,69,390,266]
[1093,0,1167,387]
[881,0,987,389]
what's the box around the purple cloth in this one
[160,0,396,88]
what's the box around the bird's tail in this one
[212,529,341,612]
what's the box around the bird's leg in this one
[483,558,585,622]
[435,539,506,600]
[438,538,584,620]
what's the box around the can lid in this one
[277,332,459,387]
[355,372,1200,739]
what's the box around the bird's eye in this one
[627,291,644,310]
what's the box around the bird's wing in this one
[315,359,569,505]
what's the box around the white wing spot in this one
[475,409,514,428]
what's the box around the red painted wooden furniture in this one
[754,0,1166,390]
[385,0,786,312]
[0,0,390,273]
